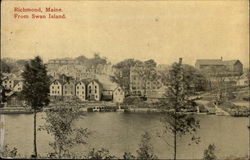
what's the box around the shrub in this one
[0,144,18,158]
[203,144,217,160]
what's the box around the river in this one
[2,112,249,159]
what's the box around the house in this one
[50,80,63,96]
[63,80,76,96]
[146,86,167,103]
[224,77,237,85]
[113,87,125,103]
[102,87,114,101]
[195,58,243,76]
[13,80,23,92]
[87,80,103,101]
[129,67,145,96]
[2,77,15,90]
[6,92,25,107]
[237,74,249,86]
[75,80,87,101]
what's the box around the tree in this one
[0,144,18,158]
[111,59,143,95]
[39,106,89,158]
[136,132,158,160]
[160,58,200,160]
[123,152,136,160]
[75,55,88,63]
[133,59,158,97]
[203,144,217,160]
[0,75,7,106]
[21,56,50,158]
[90,53,108,66]
[0,61,11,73]
[86,148,116,160]
[182,64,209,92]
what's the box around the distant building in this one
[129,67,145,96]
[102,86,114,101]
[195,58,243,76]
[75,81,87,101]
[87,80,103,101]
[63,81,76,96]
[6,92,25,107]
[2,77,15,90]
[48,58,80,65]
[146,86,166,103]
[113,87,125,103]
[13,81,23,92]
[50,80,63,96]
[237,74,249,86]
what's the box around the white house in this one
[237,74,249,86]
[75,81,87,101]
[113,87,125,103]
[2,77,15,90]
[50,80,63,96]
[13,81,23,92]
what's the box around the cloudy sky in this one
[1,0,249,67]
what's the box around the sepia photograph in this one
[0,0,249,159]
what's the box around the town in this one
[0,55,249,114]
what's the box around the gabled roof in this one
[196,59,223,65]
[13,80,22,87]
[88,79,103,88]
[76,79,90,85]
[63,80,76,85]
[103,84,117,91]
[196,59,242,66]
[223,60,240,66]
[51,79,64,85]
[113,86,124,92]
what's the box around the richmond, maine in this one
[1,1,249,160]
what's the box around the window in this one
[82,91,84,94]
[58,86,59,89]
[52,86,54,89]
[95,89,97,93]
[77,86,79,89]
[58,91,59,94]
[77,91,79,94]
[82,86,84,89]
[65,91,67,94]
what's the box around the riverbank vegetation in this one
[39,106,90,158]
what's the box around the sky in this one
[1,0,249,67]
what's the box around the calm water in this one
[2,112,249,159]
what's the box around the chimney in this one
[179,58,182,65]
[221,57,223,61]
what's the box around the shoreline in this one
[1,107,248,118]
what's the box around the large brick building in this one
[195,58,243,76]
